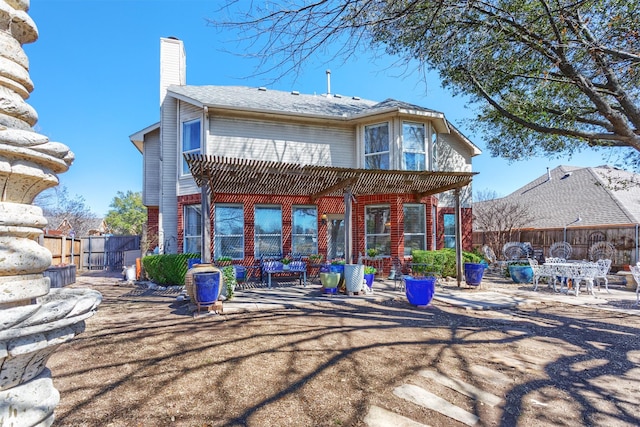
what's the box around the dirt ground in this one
[47,271,640,427]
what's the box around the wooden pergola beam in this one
[311,177,358,202]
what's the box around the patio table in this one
[541,261,598,296]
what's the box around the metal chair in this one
[529,258,558,292]
[549,241,573,259]
[588,241,615,262]
[631,263,640,305]
[594,259,612,293]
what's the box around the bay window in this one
[403,122,426,171]
[364,123,389,170]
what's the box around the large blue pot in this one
[330,264,345,287]
[405,276,436,306]
[194,271,221,306]
[464,262,485,287]
[509,265,534,283]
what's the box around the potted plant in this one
[508,261,534,283]
[329,258,346,289]
[464,262,486,287]
[366,248,379,258]
[404,275,437,306]
[344,264,365,294]
[281,254,293,270]
[363,265,376,289]
[308,254,323,265]
[320,271,340,294]
[221,265,236,300]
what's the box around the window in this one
[181,119,201,175]
[404,204,426,256]
[431,129,438,171]
[402,122,426,171]
[254,205,282,257]
[365,205,391,256]
[214,204,244,259]
[364,123,389,169]
[292,206,318,255]
[443,213,456,249]
[183,204,201,254]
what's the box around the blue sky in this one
[26,0,609,216]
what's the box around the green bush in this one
[142,253,200,286]
[411,249,484,278]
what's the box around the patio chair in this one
[482,245,506,273]
[594,259,612,293]
[631,263,640,305]
[390,257,410,290]
[549,241,572,260]
[529,258,558,292]
[588,241,615,262]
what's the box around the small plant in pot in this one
[508,260,534,284]
[308,254,323,264]
[367,248,379,258]
[216,256,232,267]
[363,265,377,289]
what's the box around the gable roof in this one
[167,85,456,134]
[475,165,640,228]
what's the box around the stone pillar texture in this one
[0,1,102,425]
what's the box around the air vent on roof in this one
[258,87,267,91]
[352,96,361,100]
[291,90,300,95]
[561,172,572,179]
[334,94,342,98]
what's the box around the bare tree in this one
[473,190,536,259]
[214,0,640,168]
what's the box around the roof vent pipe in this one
[547,167,551,181]
[326,69,331,97]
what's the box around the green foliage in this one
[105,190,146,235]
[364,265,377,275]
[412,249,483,278]
[221,265,236,300]
[142,253,200,286]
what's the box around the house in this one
[473,165,640,269]
[130,37,481,273]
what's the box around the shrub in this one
[411,249,484,278]
[142,253,200,286]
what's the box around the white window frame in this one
[402,121,426,171]
[403,204,426,256]
[292,206,318,255]
[214,203,244,260]
[364,122,390,170]
[254,205,283,257]
[181,118,201,176]
[365,204,391,256]
[183,204,201,254]
[430,126,438,171]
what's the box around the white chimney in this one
[160,37,186,106]
[326,69,331,97]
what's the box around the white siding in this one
[159,38,185,106]
[142,128,160,206]
[437,133,474,207]
[159,97,179,253]
[208,117,356,167]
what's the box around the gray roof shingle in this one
[167,85,442,119]
[475,165,640,228]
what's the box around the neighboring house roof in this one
[474,165,640,229]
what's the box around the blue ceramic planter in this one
[509,265,534,283]
[194,271,221,305]
[464,263,485,287]
[404,276,436,306]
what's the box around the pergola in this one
[185,154,477,285]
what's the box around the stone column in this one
[0,1,102,425]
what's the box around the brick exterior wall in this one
[437,206,473,251]
[146,206,159,251]
[169,192,473,267]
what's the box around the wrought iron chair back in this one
[588,241,615,262]
[549,241,572,259]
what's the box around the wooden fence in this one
[41,234,141,271]
[473,224,639,271]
